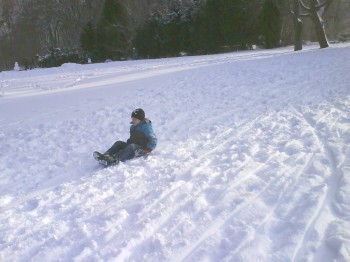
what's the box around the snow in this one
[1,43,350,261]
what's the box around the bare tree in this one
[291,0,303,51]
[290,0,333,50]
[34,0,104,50]
[300,0,333,48]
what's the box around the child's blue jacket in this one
[127,118,157,151]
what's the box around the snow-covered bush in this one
[38,48,89,68]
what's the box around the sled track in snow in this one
[108,106,348,261]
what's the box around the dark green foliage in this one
[260,0,282,49]
[134,1,201,58]
[99,0,128,60]
[80,22,98,58]
[38,48,89,68]
[134,13,163,58]
[79,0,284,62]
[134,0,261,59]
[80,0,128,62]
[196,0,259,52]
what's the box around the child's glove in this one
[143,148,152,153]
[135,148,152,157]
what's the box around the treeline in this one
[82,0,283,61]
[0,0,157,70]
[0,0,349,70]
[80,0,131,62]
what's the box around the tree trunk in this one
[310,0,329,48]
[293,0,303,51]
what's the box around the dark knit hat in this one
[131,108,145,121]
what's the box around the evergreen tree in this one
[81,0,129,62]
[196,0,223,53]
[134,12,163,58]
[98,0,128,60]
[80,21,97,59]
[134,1,202,58]
[260,0,282,49]
[221,0,255,50]
[195,0,259,52]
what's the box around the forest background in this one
[0,0,349,71]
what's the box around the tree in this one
[80,21,97,59]
[301,0,333,48]
[80,0,129,61]
[195,0,223,53]
[291,0,303,51]
[99,0,126,60]
[193,0,259,53]
[134,0,203,58]
[290,0,334,50]
[260,0,282,49]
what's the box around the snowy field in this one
[0,43,350,261]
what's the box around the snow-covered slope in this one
[1,44,350,261]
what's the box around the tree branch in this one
[299,0,311,12]
[315,0,333,10]
[318,0,334,13]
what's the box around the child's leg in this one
[105,141,127,156]
[118,143,142,162]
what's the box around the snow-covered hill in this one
[1,43,350,261]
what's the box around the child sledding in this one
[93,108,157,166]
